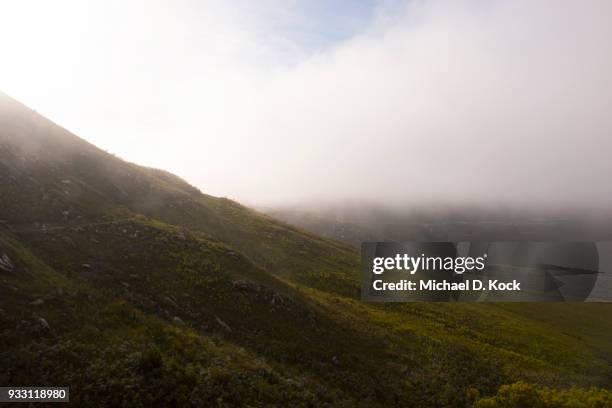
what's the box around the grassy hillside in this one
[1,91,612,407]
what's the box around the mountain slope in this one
[2,91,612,407]
[0,91,358,296]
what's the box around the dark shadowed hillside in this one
[1,91,612,407]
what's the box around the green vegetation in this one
[1,91,611,406]
[475,382,612,408]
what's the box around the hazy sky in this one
[1,1,611,208]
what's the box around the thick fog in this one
[1,1,612,210]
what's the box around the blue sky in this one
[264,0,386,51]
[224,0,410,60]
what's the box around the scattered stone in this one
[285,379,305,389]
[81,264,92,269]
[61,179,72,185]
[37,317,50,331]
[120,281,130,288]
[176,231,186,241]
[271,293,284,306]
[0,254,15,273]
[307,313,317,325]
[232,280,260,292]
[173,316,186,326]
[163,296,179,309]
[30,298,44,306]
[332,356,340,366]
[215,316,232,332]
[129,274,139,279]
[61,236,76,248]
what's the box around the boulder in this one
[0,254,15,273]
[215,316,232,332]
[61,236,76,248]
[232,280,260,292]
[163,296,179,309]
[271,293,284,306]
[37,317,50,331]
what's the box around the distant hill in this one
[1,91,612,407]
[268,204,612,246]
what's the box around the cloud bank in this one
[1,1,612,209]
